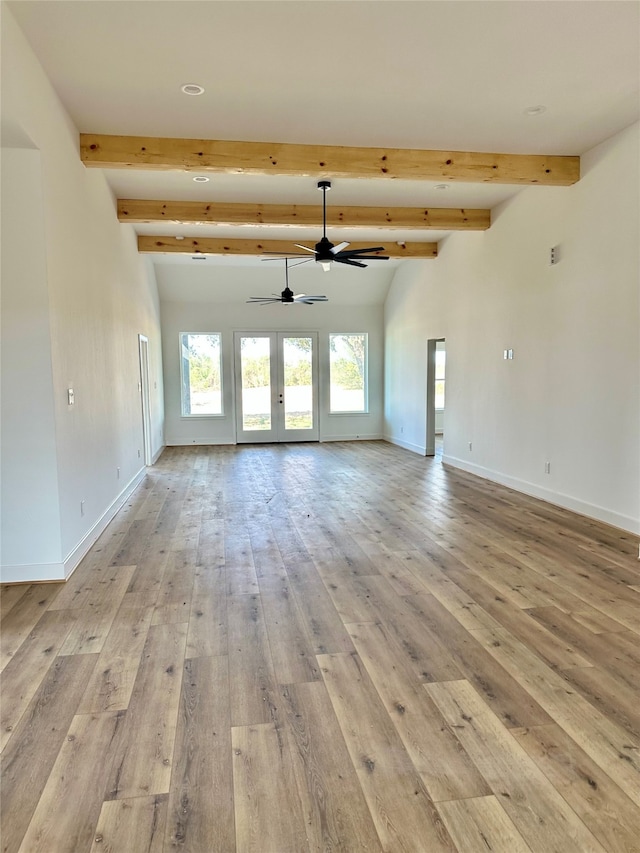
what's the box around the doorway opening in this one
[426,338,445,457]
[138,334,152,465]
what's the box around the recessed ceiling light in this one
[434,184,449,190]
[524,105,547,116]
[193,176,210,183]
[181,83,205,96]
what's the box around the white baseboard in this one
[321,433,383,442]
[151,445,165,464]
[165,436,383,446]
[384,434,427,456]
[165,438,237,446]
[0,561,67,584]
[1,468,147,585]
[62,467,147,579]
[442,454,639,535]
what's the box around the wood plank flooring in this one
[1,441,639,852]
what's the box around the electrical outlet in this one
[544,461,551,474]
[138,449,141,458]
[117,467,120,479]
[400,426,404,434]
[80,500,85,517]
[468,441,473,451]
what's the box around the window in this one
[180,333,223,416]
[329,333,368,413]
[435,344,446,409]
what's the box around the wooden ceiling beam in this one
[82,134,579,186]
[119,200,489,230]
[137,236,438,259]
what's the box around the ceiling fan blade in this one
[342,254,389,261]
[335,257,367,268]
[288,258,314,268]
[295,294,327,302]
[330,241,350,254]
[262,253,314,259]
[336,246,386,256]
[247,298,281,303]
[294,244,317,254]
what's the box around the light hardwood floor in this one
[1,441,639,852]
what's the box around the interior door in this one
[234,331,319,443]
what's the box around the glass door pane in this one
[239,335,275,433]
[282,336,314,431]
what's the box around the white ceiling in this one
[152,258,395,305]
[7,0,640,304]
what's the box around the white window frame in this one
[328,332,369,415]
[179,332,224,418]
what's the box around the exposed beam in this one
[82,134,580,186]
[137,236,438,259]
[120,200,489,230]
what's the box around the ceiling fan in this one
[267,180,389,272]
[247,259,328,305]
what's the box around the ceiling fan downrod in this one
[317,180,331,240]
[281,258,295,302]
[316,180,334,270]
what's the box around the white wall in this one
[385,122,639,533]
[1,7,165,582]
[1,147,63,576]
[161,293,384,446]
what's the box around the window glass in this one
[329,333,368,413]
[180,333,222,415]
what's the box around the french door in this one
[234,332,319,443]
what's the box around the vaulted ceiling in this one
[7,0,640,303]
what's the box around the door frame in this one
[233,331,320,444]
[426,337,445,457]
[138,334,152,465]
